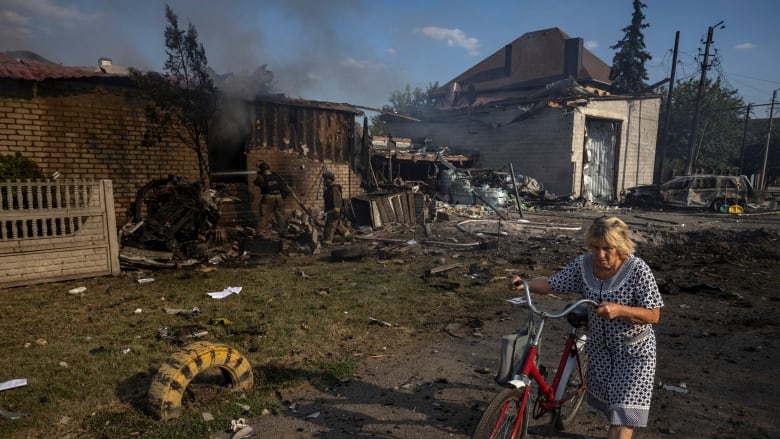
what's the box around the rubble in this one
[120,158,765,272]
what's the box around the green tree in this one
[609,0,652,94]
[660,77,745,178]
[369,82,439,136]
[130,4,216,188]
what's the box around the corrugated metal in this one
[582,119,619,201]
[0,53,111,81]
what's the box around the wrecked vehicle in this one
[621,174,755,211]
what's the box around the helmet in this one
[258,161,270,171]
[322,171,335,181]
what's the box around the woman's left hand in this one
[597,302,661,324]
[596,302,621,320]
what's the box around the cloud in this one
[585,40,598,50]
[6,0,102,22]
[735,42,756,50]
[419,26,480,56]
[384,48,397,55]
[0,9,31,25]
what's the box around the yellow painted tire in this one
[148,341,254,421]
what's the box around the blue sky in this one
[1,0,779,116]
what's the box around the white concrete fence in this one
[0,179,120,288]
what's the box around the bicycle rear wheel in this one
[472,387,529,439]
[551,352,588,431]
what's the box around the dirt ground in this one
[213,207,780,439]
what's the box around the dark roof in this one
[0,52,116,81]
[433,28,613,106]
[254,95,364,116]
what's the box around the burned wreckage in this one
[119,176,230,267]
[116,155,563,267]
[364,140,564,212]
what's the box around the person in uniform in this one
[253,161,288,236]
[322,171,351,245]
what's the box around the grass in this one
[0,251,507,438]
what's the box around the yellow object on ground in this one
[728,205,744,214]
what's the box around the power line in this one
[725,71,780,87]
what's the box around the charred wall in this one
[250,99,357,162]
[244,98,365,223]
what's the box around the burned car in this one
[621,174,754,211]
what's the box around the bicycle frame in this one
[501,322,585,427]
[488,279,596,438]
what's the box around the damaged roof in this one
[0,51,120,81]
[431,28,613,107]
[254,94,364,116]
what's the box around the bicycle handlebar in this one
[517,279,599,319]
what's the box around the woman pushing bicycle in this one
[509,216,663,439]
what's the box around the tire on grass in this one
[148,341,254,421]
[329,244,368,261]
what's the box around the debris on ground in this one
[207,286,242,299]
[116,166,779,278]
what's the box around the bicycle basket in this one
[495,313,536,385]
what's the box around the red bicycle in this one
[473,279,599,439]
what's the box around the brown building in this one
[0,52,367,228]
[0,52,200,224]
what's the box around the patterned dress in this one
[548,254,663,428]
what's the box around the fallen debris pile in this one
[119,176,241,268]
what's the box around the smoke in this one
[0,0,409,108]
[164,0,406,108]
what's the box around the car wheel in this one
[711,198,726,212]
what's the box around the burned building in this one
[380,28,662,203]
[211,95,367,228]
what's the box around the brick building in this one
[0,53,200,224]
[0,53,368,228]
[382,28,663,202]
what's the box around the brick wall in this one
[0,80,200,224]
[246,150,364,220]
[242,99,366,227]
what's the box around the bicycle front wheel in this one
[472,387,529,439]
[551,352,588,431]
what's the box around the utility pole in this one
[739,103,752,175]
[654,31,680,184]
[685,21,724,175]
[760,90,777,190]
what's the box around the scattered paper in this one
[0,408,25,419]
[662,384,689,394]
[0,379,27,392]
[507,297,528,305]
[137,278,155,284]
[207,286,242,299]
[164,307,200,316]
[68,287,86,294]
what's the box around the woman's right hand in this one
[508,275,524,291]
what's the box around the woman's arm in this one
[596,303,660,324]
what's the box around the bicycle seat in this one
[566,303,589,328]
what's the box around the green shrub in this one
[0,152,45,180]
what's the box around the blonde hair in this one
[584,216,634,259]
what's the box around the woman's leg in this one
[606,425,633,439]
